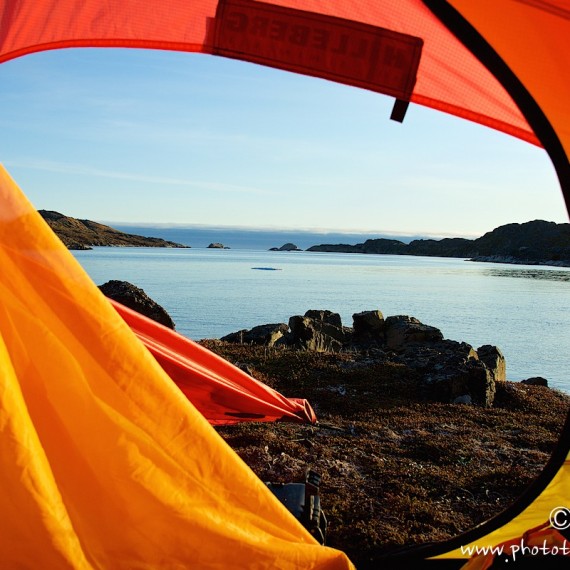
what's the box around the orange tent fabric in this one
[111,298,317,425]
[0,164,352,569]
[425,0,570,197]
[442,0,570,183]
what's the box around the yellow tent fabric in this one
[0,164,353,569]
[435,454,570,561]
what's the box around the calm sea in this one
[73,229,570,393]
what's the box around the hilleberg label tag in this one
[212,0,423,100]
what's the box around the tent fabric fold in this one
[0,164,353,569]
[110,298,317,425]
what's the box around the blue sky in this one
[0,47,567,238]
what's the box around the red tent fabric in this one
[0,0,537,145]
[111,299,316,425]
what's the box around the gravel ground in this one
[202,341,570,567]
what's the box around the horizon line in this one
[100,220,481,240]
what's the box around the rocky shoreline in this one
[305,220,570,268]
[101,281,569,565]
[39,210,188,249]
[42,210,570,268]
[468,255,570,267]
[220,308,549,408]
[100,279,556,411]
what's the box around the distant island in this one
[269,242,302,251]
[39,210,188,250]
[40,212,570,266]
[307,220,570,267]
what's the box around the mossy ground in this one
[201,341,569,567]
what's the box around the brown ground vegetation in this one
[201,341,570,567]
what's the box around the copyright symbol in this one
[550,506,570,530]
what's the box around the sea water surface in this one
[73,246,570,393]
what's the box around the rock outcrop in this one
[288,311,349,352]
[477,345,507,382]
[39,210,188,250]
[521,376,548,387]
[208,242,229,249]
[351,310,385,342]
[220,308,509,407]
[221,323,289,345]
[99,280,176,329]
[307,220,570,267]
[384,315,444,349]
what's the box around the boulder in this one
[399,340,477,371]
[99,280,175,329]
[208,242,226,249]
[288,310,347,352]
[352,310,385,341]
[399,340,501,406]
[477,345,506,382]
[466,361,496,407]
[425,359,495,407]
[304,309,343,328]
[221,323,289,347]
[453,394,472,405]
[521,377,548,387]
[384,316,443,349]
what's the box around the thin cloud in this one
[4,158,274,195]
[106,220,477,239]
[100,119,256,145]
[396,174,503,194]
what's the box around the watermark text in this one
[461,539,570,562]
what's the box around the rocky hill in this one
[39,210,188,250]
[307,220,570,266]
